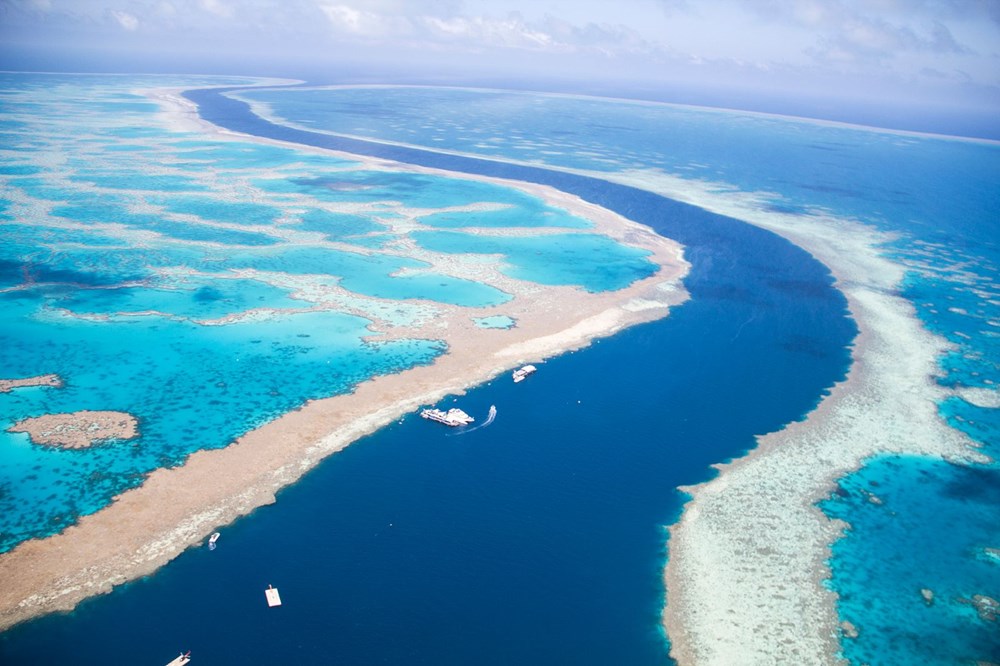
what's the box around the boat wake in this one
[451,405,496,436]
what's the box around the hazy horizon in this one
[2,1,999,138]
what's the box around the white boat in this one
[165,651,191,666]
[512,364,537,383]
[265,584,282,607]
[420,407,475,426]
[208,532,220,550]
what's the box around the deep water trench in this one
[0,85,857,666]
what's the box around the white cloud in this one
[199,0,233,19]
[155,1,177,18]
[319,4,364,32]
[645,0,1000,91]
[422,13,555,49]
[313,2,652,57]
[2,0,54,13]
[109,10,139,31]
[318,3,415,37]
[715,0,974,58]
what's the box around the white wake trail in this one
[451,405,496,436]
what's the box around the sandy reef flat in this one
[8,410,139,449]
[0,89,689,632]
[0,375,63,393]
[607,170,988,665]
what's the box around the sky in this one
[1,0,999,136]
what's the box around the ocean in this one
[231,84,1000,664]
[0,76,995,665]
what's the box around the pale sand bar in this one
[9,410,139,449]
[600,170,987,664]
[0,93,689,631]
[0,374,63,393]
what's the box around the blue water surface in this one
[0,79,856,665]
[822,456,1000,664]
[4,78,995,666]
[231,84,1000,664]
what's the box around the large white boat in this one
[421,407,475,426]
[512,364,537,383]
[165,651,191,666]
[265,584,282,607]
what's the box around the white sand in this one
[601,169,986,665]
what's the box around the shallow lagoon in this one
[414,229,658,292]
[0,74,653,554]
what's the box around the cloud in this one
[539,15,653,56]
[806,15,963,68]
[725,0,975,58]
[310,2,656,59]
[1,0,53,15]
[318,3,415,38]
[109,10,139,31]
[422,13,555,50]
[199,0,234,19]
[646,0,1000,94]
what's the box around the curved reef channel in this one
[0,82,856,665]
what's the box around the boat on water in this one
[512,364,537,383]
[165,651,191,666]
[265,584,282,607]
[420,407,475,426]
[208,532,220,550]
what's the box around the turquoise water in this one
[295,209,387,239]
[253,169,578,213]
[0,289,444,548]
[234,85,1000,663]
[821,456,999,664]
[53,277,303,321]
[222,246,511,307]
[156,196,280,226]
[414,230,657,292]
[417,198,592,229]
[74,171,210,192]
[0,74,655,554]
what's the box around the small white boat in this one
[165,651,191,666]
[265,584,282,607]
[421,407,475,426]
[208,532,220,551]
[512,365,537,383]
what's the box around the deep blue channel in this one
[0,86,856,665]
